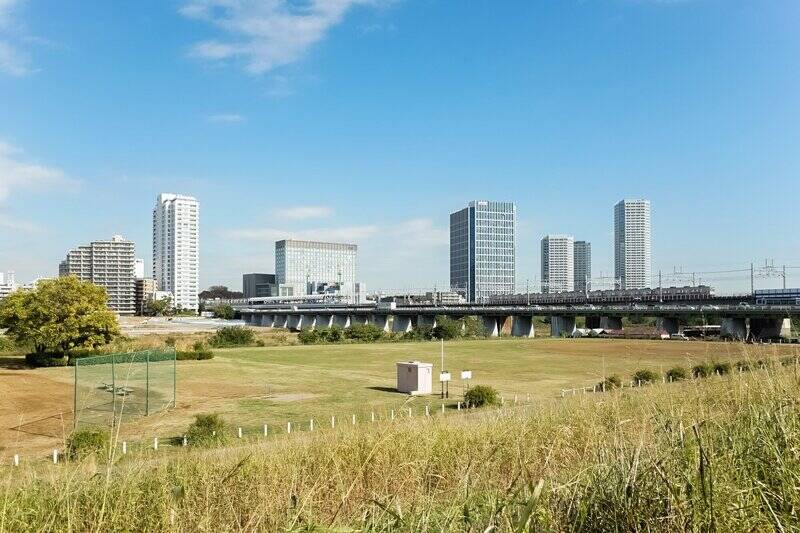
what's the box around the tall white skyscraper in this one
[450,201,516,302]
[614,199,651,289]
[541,235,574,294]
[153,193,199,311]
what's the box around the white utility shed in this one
[396,361,433,395]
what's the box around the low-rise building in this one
[135,278,157,315]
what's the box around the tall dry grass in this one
[2,360,799,531]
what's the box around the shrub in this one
[25,353,68,367]
[208,327,256,348]
[433,317,463,340]
[255,339,266,347]
[665,367,688,382]
[713,361,732,376]
[632,369,660,386]
[599,375,622,391]
[324,327,344,343]
[780,356,797,367]
[463,316,487,338]
[735,360,751,372]
[67,428,110,460]
[692,362,714,378]
[164,337,177,347]
[196,350,214,360]
[298,329,321,345]
[464,385,499,408]
[177,342,214,360]
[0,335,15,352]
[176,351,199,361]
[345,324,386,343]
[186,414,228,446]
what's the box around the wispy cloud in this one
[180,0,389,75]
[0,213,42,233]
[0,141,76,204]
[222,225,380,243]
[206,112,247,123]
[0,0,33,76]
[274,205,333,221]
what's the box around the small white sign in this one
[439,372,451,382]
[461,370,472,380]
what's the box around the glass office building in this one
[450,201,516,302]
[275,240,357,296]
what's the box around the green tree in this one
[213,304,235,320]
[433,316,463,340]
[146,297,171,316]
[0,277,119,356]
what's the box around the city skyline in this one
[0,1,798,293]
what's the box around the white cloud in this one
[180,0,387,74]
[222,224,380,243]
[0,1,33,76]
[0,213,42,233]
[0,141,76,204]
[206,112,247,123]
[274,205,333,221]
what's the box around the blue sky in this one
[0,0,798,293]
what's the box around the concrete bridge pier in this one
[270,314,286,328]
[482,317,501,337]
[314,314,333,329]
[332,314,351,328]
[241,313,252,325]
[260,314,274,328]
[720,318,747,340]
[600,316,623,330]
[287,315,305,330]
[511,316,535,338]
[750,318,791,341]
[393,315,414,334]
[657,317,681,335]
[350,315,369,326]
[585,316,601,329]
[369,314,391,332]
[551,316,577,337]
[418,315,437,329]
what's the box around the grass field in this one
[3,356,799,531]
[2,337,797,458]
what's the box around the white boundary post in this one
[425,405,430,417]
[122,441,127,455]
[238,427,243,439]
[153,437,158,451]
[287,422,292,434]
[441,403,445,414]
[182,435,188,447]
[408,407,412,418]
[52,449,58,464]
[13,454,19,467]
[310,419,315,432]
[352,414,356,425]
[457,402,461,411]
[390,410,395,421]
[263,424,268,437]
[371,412,375,423]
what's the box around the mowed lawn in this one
[3,337,798,453]
[136,337,795,438]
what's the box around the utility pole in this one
[526,279,530,306]
[783,265,787,290]
[659,270,663,302]
[751,262,755,295]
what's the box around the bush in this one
[433,317,463,340]
[67,428,110,460]
[713,361,732,376]
[25,353,68,367]
[0,335,15,352]
[176,351,199,361]
[665,367,688,382]
[692,362,714,378]
[345,324,386,343]
[186,413,228,446]
[735,360,751,372]
[599,375,622,391]
[298,329,321,345]
[780,356,797,367]
[464,385,499,408]
[208,327,256,348]
[164,336,177,347]
[177,341,214,360]
[463,316,487,338]
[632,369,660,386]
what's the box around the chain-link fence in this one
[73,349,176,429]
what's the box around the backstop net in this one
[73,349,176,429]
